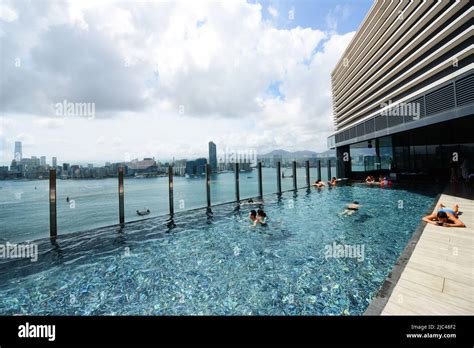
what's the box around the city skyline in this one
[5,141,331,168]
[2,140,334,168]
[2,139,334,180]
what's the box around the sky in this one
[0,0,373,166]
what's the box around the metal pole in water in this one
[258,162,263,199]
[118,166,125,225]
[206,163,211,207]
[49,168,57,239]
[327,159,332,180]
[318,160,322,181]
[292,160,297,190]
[276,161,282,194]
[305,160,310,187]
[168,165,174,215]
[235,163,240,202]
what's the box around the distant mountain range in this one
[258,149,335,159]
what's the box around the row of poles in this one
[49,160,332,238]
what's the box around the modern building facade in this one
[185,158,207,176]
[328,0,473,181]
[14,141,22,161]
[208,141,217,173]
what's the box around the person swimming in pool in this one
[249,209,267,226]
[422,203,465,227]
[340,201,360,216]
[312,179,326,188]
[249,209,257,224]
[365,175,375,184]
[328,177,337,186]
[257,209,267,225]
[241,198,264,205]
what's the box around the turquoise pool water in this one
[0,183,439,315]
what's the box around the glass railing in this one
[124,176,168,222]
[0,179,49,243]
[57,178,118,234]
[1,161,340,242]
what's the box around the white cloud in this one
[0,2,18,22]
[0,0,355,164]
[33,118,65,129]
[268,6,278,19]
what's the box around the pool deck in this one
[371,183,474,315]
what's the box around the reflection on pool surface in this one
[0,184,440,315]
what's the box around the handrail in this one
[47,162,332,239]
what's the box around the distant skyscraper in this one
[208,141,217,173]
[14,141,22,161]
[52,157,57,167]
[40,156,46,166]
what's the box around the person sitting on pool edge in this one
[365,175,375,184]
[328,177,337,186]
[312,179,325,188]
[422,203,465,227]
[378,176,392,187]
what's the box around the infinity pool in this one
[0,184,440,315]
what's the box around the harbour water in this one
[0,167,335,242]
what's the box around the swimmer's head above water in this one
[249,210,257,221]
[347,201,360,210]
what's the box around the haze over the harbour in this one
[0,0,372,166]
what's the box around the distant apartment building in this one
[61,163,70,178]
[52,157,57,168]
[30,156,40,166]
[126,158,158,177]
[0,166,9,179]
[328,0,473,180]
[14,141,22,160]
[173,159,187,176]
[185,158,207,176]
[40,156,46,166]
[209,141,217,173]
[70,165,81,178]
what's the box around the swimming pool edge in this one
[363,189,443,316]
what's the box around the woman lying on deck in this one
[422,203,465,227]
